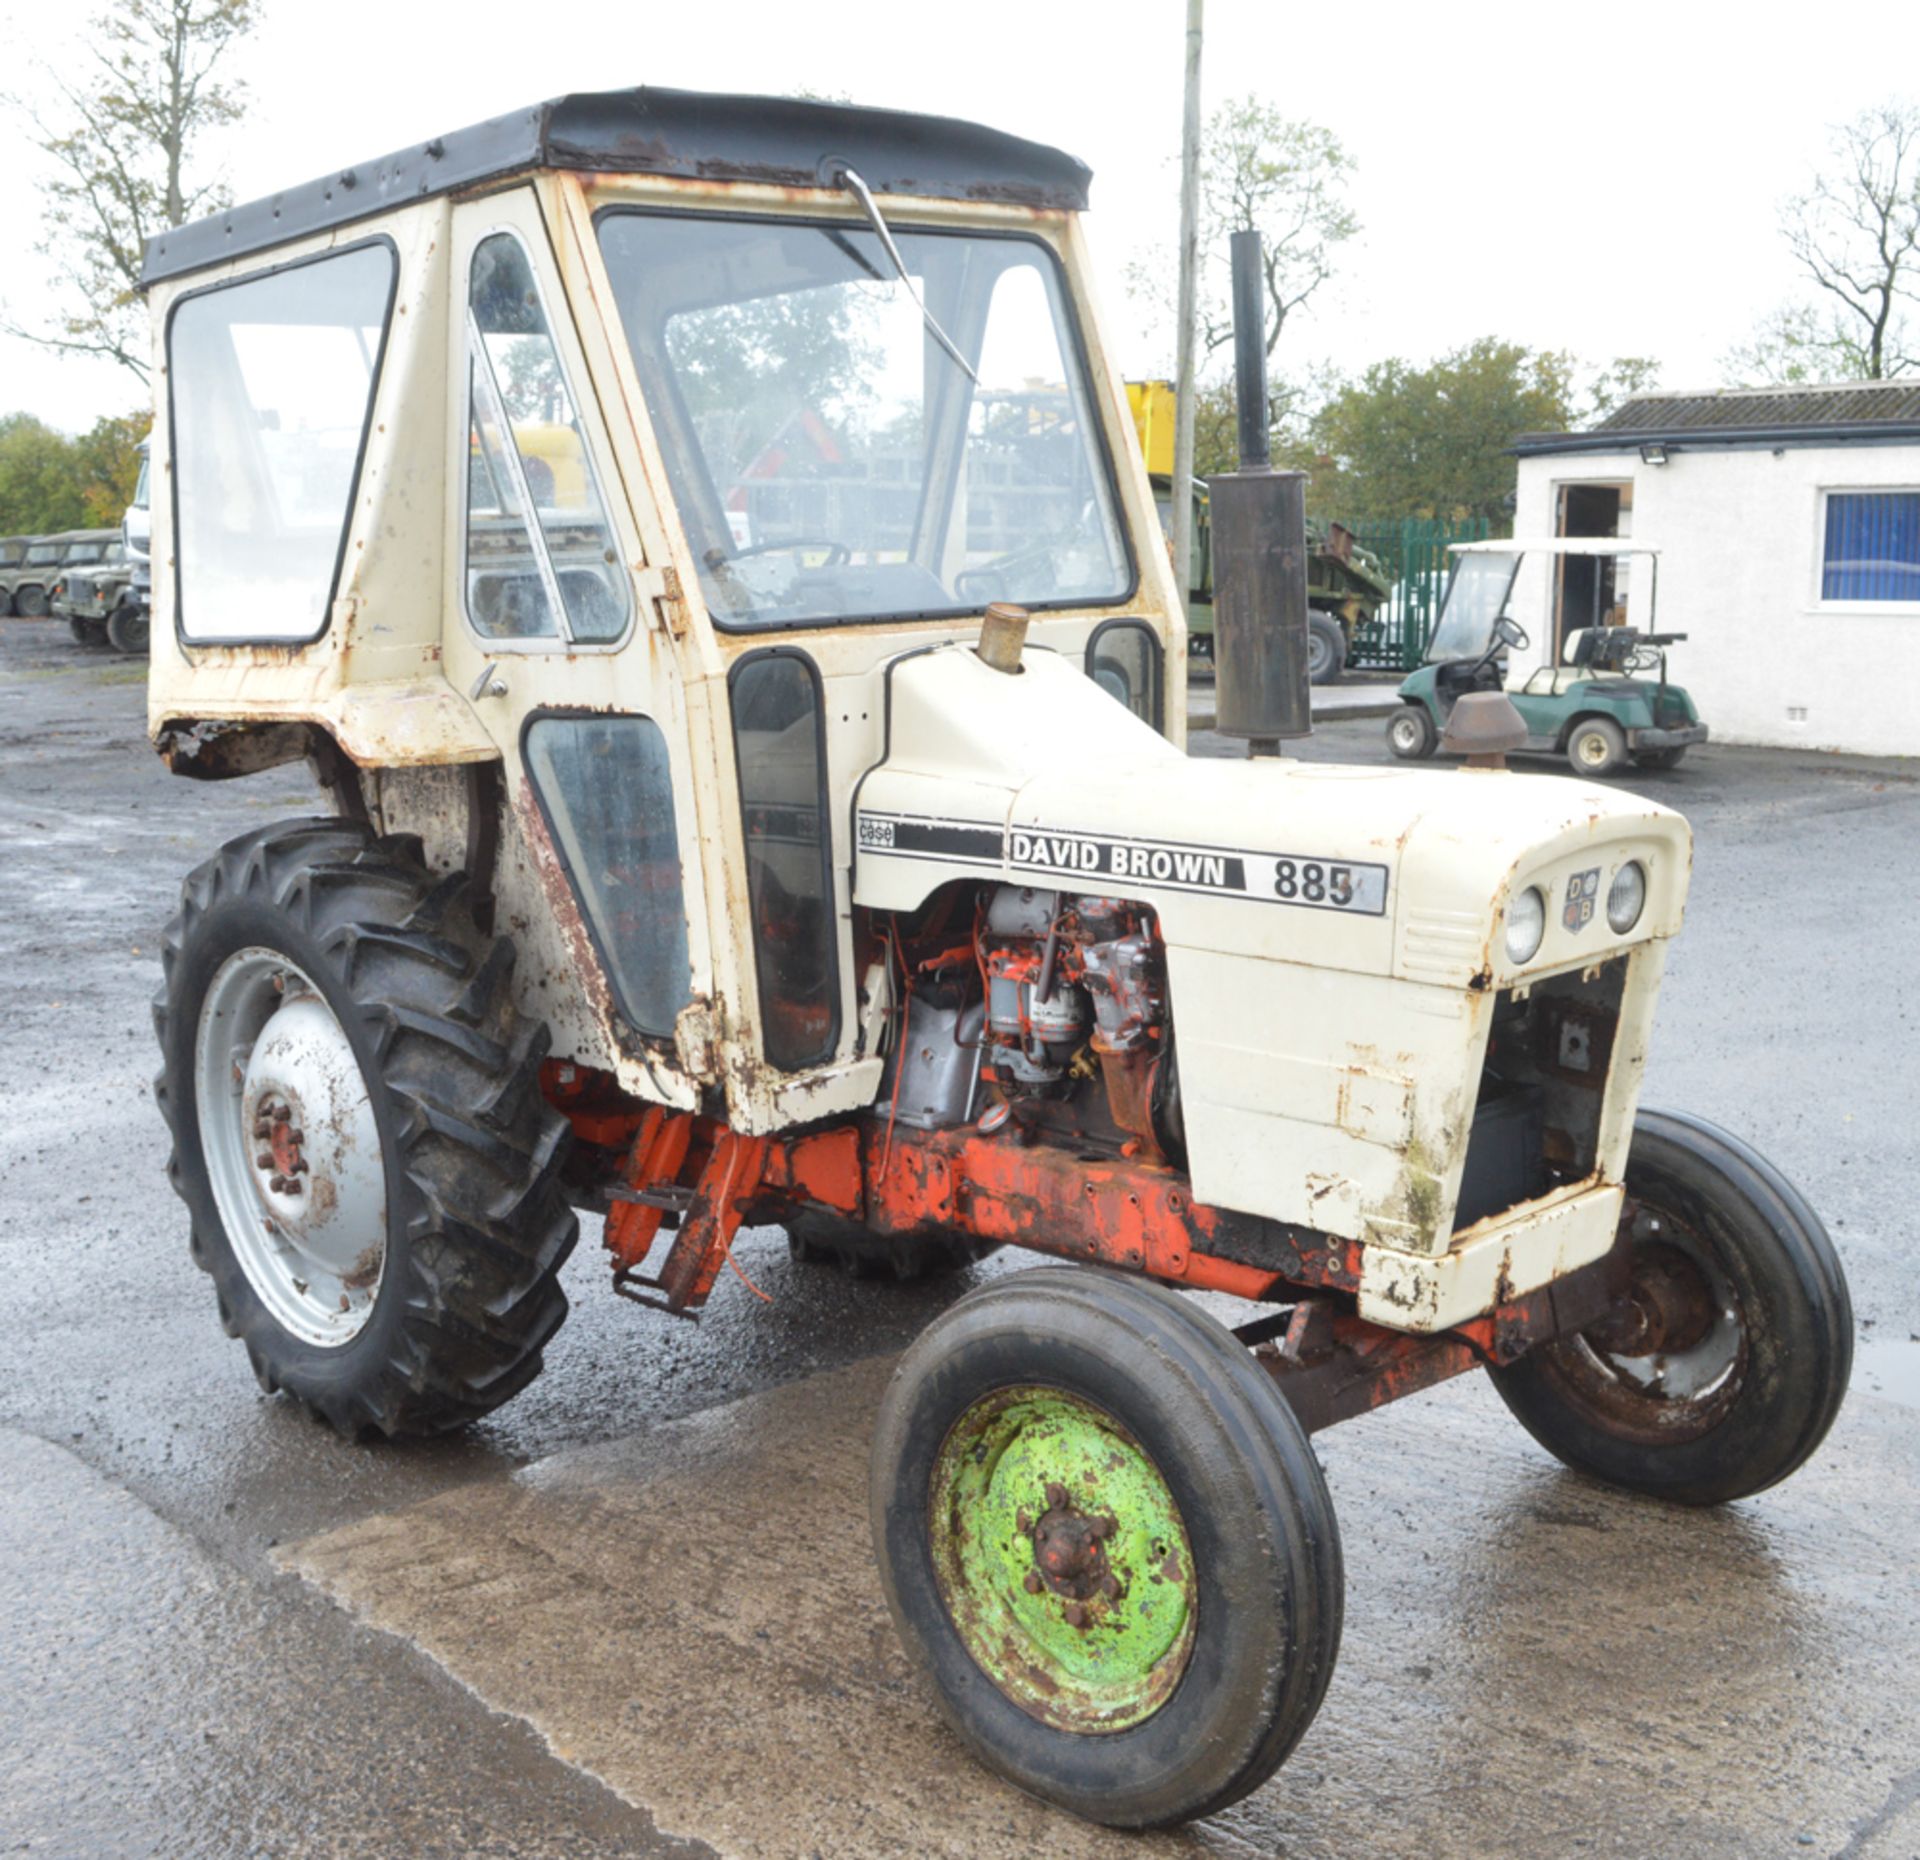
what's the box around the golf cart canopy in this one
[1428,539,1661,663]
[1450,538,1662,558]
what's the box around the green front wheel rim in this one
[929,1384,1196,1733]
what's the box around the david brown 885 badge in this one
[1564,868,1601,933]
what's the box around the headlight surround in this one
[1505,885,1546,965]
[1607,860,1647,934]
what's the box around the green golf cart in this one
[1386,538,1708,777]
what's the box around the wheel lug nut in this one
[1063,1603,1088,1630]
[288,1128,303,1146]
[1023,1570,1043,1595]
[1089,1516,1114,1541]
[269,1174,288,1193]
[1101,1574,1121,1599]
[256,1153,274,1170]
[1044,1482,1068,1510]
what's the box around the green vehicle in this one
[1150,485,1391,683]
[1386,539,1708,778]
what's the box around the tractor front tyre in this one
[1566,715,1629,778]
[106,602,150,654]
[1386,704,1438,760]
[871,1267,1343,1829]
[154,817,578,1437]
[1489,1110,1852,1505]
[1306,613,1346,685]
[786,1214,996,1283]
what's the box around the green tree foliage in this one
[0,417,89,533]
[1309,340,1580,523]
[7,0,258,378]
[1726,101,1920,384]
[0,409,147,534]
[72,410,150,524]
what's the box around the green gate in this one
[1341,517,1492,673]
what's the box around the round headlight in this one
[1505,886,1546,964]
[1607,860,1647,934]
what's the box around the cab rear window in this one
[167,242,395,643]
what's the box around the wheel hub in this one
[195,951,389,1347]
[1024,1485,1120,1607]
[929,1386,1195,1732]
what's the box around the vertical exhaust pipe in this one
[1209,229,1311,754]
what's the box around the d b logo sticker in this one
[1563,868,1601,933]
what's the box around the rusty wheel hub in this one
[1021,1482,1121,1611]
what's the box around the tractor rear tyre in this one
[872,1266,1343,1828]
[106,602,150,654]
[69,616,109,647]
[1386,703,1438,760]
[155,817,578,1437]
[1566,715,1629,778]
[1489,1110,1852,1505]
[1306,613,1346,685]
[15,584,48,617]
[786,1213,996,1282]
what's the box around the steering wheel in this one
[727,538,851,566]
[1493,614,1530,653]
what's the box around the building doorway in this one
[1553,482,1633,660]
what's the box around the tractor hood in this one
[852,643,1691,991]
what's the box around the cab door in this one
[440,187,711,1108]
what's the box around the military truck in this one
[139,88,1850,1830]
[0,535,32,609]
[52,537,133,648]
[1126,379,1391,681]
[1,530,111,617]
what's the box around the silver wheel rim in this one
[1573,730,1611,769]
[1390,715,1422,753]
[1308,631,1332,678]
[193,948,388,1347]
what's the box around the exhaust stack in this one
[1209,229,1311,755]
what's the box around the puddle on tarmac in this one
[1854,1338,1920,1409]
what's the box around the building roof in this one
[1453,537,1660,557]
[1513,379,1920,457]
[142,86,1092,287]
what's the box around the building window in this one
[1822,491,1920,603]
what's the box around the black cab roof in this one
[142,86,1091,286]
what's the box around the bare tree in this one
[1194,98,1358,359]
[1728,101,1920,384]
[5,0,257,380]
[1128,94,1358,372]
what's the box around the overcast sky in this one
[0,0,1913,435]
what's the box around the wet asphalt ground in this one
[1,615,1916,1858]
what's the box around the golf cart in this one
[1387,539,1708,777]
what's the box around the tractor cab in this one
[1388,538,1708,777]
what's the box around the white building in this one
[1509,382,1920,758]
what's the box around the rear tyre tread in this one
[155,814,578,1438]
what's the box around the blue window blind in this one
[1822,491,1920,601]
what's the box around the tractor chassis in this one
[545,1062,1634,1437]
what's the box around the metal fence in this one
[1342,517,1492,672]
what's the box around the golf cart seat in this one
[1511,627,1627,696]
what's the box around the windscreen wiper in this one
[830,164,980,384]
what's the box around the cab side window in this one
[730,654,840,1070]
[465,233,628,644]
[1086,619,1164,732]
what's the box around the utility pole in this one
[1170,0,1203,630]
